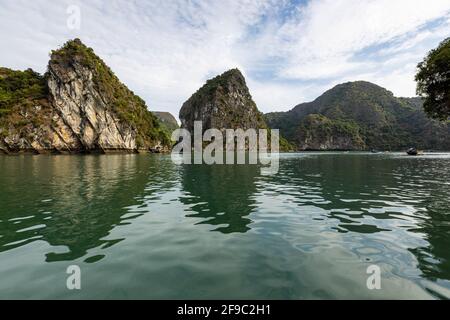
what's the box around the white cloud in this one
[267,0,450,98]
[0,0,449,118]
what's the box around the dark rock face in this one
[179,69,267,134]
[296,114,365,150]
[0,39,171,154]
[265,81,450,151]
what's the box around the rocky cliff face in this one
[179,69,267,134]
[296,114,365,150]
[0,39,170,154]
[47,50,136,151]
[265,81,450,151]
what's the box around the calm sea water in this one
[0,152,449,299]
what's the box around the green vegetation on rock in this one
[153,111,179,134]
[180,68,294,151]
[265,81,450,151]
[0,68,48,118]
[0,67,52,145]
[180,69,266,131]
[296,114,365,150]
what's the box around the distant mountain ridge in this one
[0,39,171,154]
[265,81,450,151]
[153,111,179,134]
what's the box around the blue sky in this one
[1,0,450,119]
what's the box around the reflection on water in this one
[0,152,449,299]
[271,154,450,294]
[0,155,177,262]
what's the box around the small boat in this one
[406,148,423,156]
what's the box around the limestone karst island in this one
[1,0,450,305]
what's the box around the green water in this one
[0,153,449,299]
